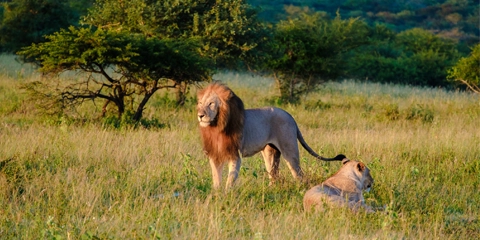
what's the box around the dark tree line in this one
[250,0,479,48]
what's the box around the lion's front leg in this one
[226,157,242,189]
[209,159,224,190]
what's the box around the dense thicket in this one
[0,0,93,52]
[346,26,461,87]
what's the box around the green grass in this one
[1,55,479,239]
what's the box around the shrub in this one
[448,43,480,93]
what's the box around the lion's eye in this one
[208,102,216,110]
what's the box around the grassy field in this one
[1,54,479,239]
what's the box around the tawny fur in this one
[303,159,374,213]
[197,82,346,189]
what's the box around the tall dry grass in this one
[1,55,479,239]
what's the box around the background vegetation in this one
[251,0,479,46]
[1,1,479,98]
[1,55,479,239]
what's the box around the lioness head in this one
[342,159,374,192]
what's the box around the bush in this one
[102,111,166,130]
[266,12,370,102]
[448,43,480,93]
[347,27,460,87]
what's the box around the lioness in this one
[303,159,374,213]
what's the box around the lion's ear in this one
[357,162,366,172]
[342,159,350,165]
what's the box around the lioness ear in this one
[342,159,350,165]
[357,162,366,172]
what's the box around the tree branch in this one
[457,78,480,93]
[92,62,117,84]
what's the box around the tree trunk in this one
[101,99,110,117]
[133,91,156,121]
[116,102,125,119]
[113,85,125,119]
[175,82,188,106]
[289,77,295,102]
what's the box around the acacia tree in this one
[18,0,264,122]
[83,0,265,104]
[448,43,480,93]
[265,12,369,102]
[19,27,212,121]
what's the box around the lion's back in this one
[240,107,298,157]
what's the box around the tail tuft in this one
[333,154,347,161]
[319,154,347,161]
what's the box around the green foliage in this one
[18,27,212,121]
[348,27,460,87]
[84,0,265,68]
[0,0,77,52]
[448,43,480,93]
[405,104,434,123]
[14,0,265,122]
[378,103,400,121]
[249,0,479,46]
[394,28,459,86]
[376,102,435,123]
[396,28,458,55]
[303,99,332,111]
[102,110,166,130]
[67,0,94,17]
[266,12,369,102]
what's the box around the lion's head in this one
[197,82,244,130]
[340,159,374,192]
[197,82,245,164]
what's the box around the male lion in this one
[303,159,374,213]
[196,82,346,189]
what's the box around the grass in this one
[1,54,479,239]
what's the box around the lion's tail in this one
[296,126,347,161]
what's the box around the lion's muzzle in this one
[198,113,211,127]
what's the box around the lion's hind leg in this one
[261,144,281,185]
[280,148,304,181]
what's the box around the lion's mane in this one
[198,82,245,165]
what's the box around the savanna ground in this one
[0,54,479,239]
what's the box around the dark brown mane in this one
[198,82,245,165]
